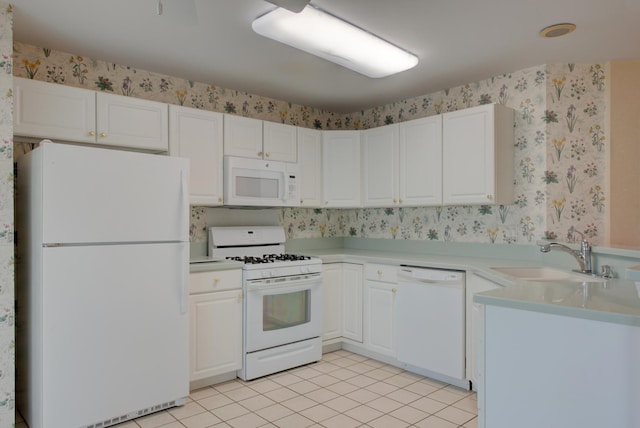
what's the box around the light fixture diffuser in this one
[252,6,419,78]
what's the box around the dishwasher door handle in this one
[398,277,440,284]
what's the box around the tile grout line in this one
[16,350,477,428]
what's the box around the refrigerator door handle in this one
[180,243,188,314]
[180,169,188,238]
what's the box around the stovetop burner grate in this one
[226,253,312,264]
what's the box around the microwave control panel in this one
[287,174,298,200]
[285,162,299,202]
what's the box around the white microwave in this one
[223,156,300,207]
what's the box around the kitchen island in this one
[474,279,640,428]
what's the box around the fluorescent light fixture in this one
[252,6,419,78]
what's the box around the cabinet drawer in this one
[189,269,242,294]
[364,264,398,283]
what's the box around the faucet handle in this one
[572,229,590,246]
[600,265,615,278]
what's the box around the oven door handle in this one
[246,275,321,293]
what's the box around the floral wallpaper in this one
[12,43,606,247]
[279,64,607,246]
[0,4,13,426]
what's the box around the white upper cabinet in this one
[263,121,297,162]
[96,92,168,152]
[14,77,96,144]
[362,124,399,207]
[322,130,361,208]
[399,116,443,206]
[223,115,263,159]
[224,115,297,162]
[169,105,224,206]
[297,127,323,207]
[442,104,515,205]
[13,77,168,153]
[362,117,443,207]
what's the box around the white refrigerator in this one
[16,141,190,428]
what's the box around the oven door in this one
[245,273,322,353]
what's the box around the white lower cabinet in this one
[322,263,342,341]
[341,263,363,343]
[322,263,363,343]
[466,273,503,390]
[364,264,398,357]
[189,269,243,382]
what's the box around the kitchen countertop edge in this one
[299,248,640,326]
[189,259,244,273]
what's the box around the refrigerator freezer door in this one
[38,243,188,427]
[39,142,189,244]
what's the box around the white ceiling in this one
[10,0,640,113]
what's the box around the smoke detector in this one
[540,23,576,38]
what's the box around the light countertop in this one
[296,248,640,327]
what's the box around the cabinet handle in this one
[265,152,270,158]
[325,201,329,205]
[258,151,263,157]
[213,278,220,286]
[238,292,244,299]
[100,132,107,138]
[377,270,383,275]
[392,288,397,293]
[218,197,223,203]
[300,200,304,204]
[399,198,404,204]
[393,199,397,204]
[89,131,95,137]
[487,194,493,200]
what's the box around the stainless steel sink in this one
[491,266,606,282]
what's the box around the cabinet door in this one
[223,115,263,159]
[342,263,363,343]
[362,125,399,207]
[13,77,96,143]
[322,264,342,341]
[189,289,243,381]
[169,105,224,206]
[466,274,502,390]
[263,122,297,162]
[442,104,514,205]
[399,116,443,206]
[322,130,361,207]
[364,280,396,357]
[96,92,168,152]
[297,128,323,207]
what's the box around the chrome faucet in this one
[539,231,592,274]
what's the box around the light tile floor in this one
[16,350,477,428]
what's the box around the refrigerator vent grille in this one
[82,400,178,428]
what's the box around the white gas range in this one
[209,226,323,380]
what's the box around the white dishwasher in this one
[396,266,465,383]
